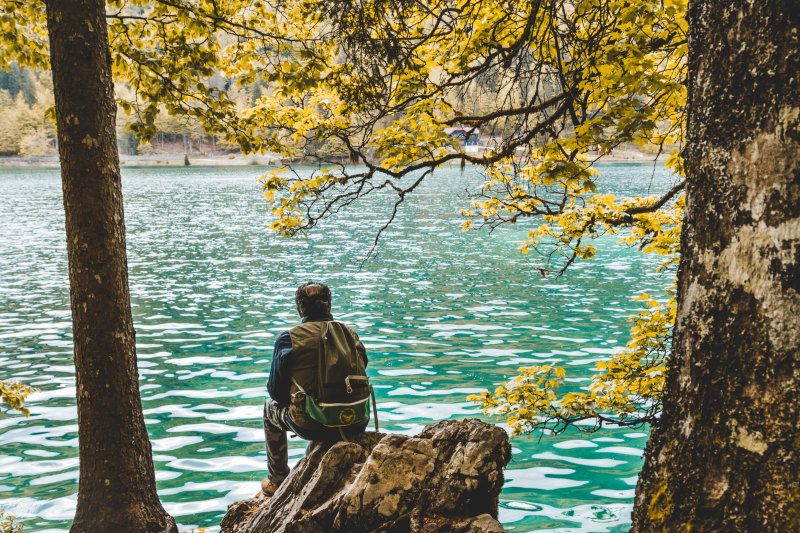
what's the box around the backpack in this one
[293,321,378,431]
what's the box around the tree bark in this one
[632,1,800,531]
[44,2,177,532]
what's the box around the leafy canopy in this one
[1,0,687,432]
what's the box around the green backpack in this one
[295,321,378,430]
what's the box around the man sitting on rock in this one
[262,281,372,496]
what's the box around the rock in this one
[220,419,511,533]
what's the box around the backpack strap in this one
[291,377,307,400]
[370,385,379,433]
[345,374,369,393]
[316,322,331,399]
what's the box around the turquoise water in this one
[0,163,677,532]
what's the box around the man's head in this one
[295,282,332,318]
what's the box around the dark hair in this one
[295,282,332,317]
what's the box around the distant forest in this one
[0,64,57,157]
[0,61,518,160]
[0,63,268,157]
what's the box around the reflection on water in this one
[0,163,678,532]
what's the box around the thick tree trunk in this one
[44,2,177,532]
[632,1,800,531]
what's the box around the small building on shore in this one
[444,127,481,146]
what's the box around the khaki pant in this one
[263,399,291,484]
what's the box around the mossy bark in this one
[632,0,800,531]
[44,1,176,531]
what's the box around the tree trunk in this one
[632,1,800,531]
[44,2,177,532]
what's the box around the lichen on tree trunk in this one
[44,1,176,531]
[632,1,800,531]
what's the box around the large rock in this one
[220,419,511,533]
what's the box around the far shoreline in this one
[0,149,669,169]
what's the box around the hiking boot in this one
[261,477,281,497]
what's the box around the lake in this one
[0,163,677,532]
